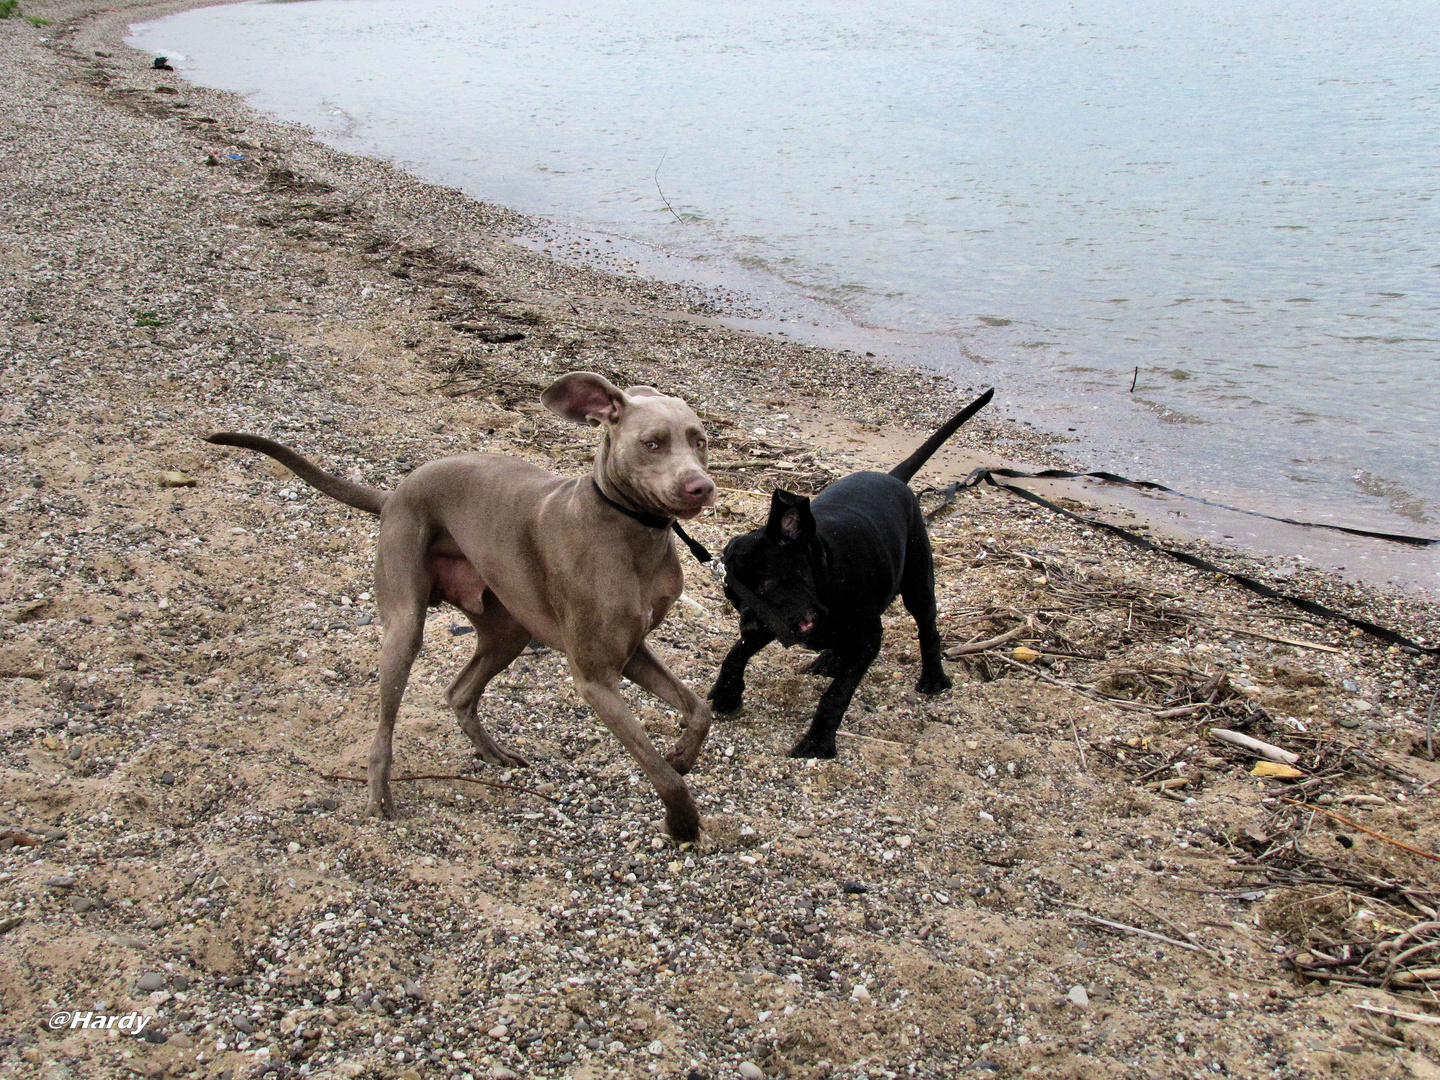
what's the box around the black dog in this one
[709,389,993,757]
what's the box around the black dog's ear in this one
[765,489,815,543]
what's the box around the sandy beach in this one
[2,3,1439,1079]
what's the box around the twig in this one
[654,152,683,224]
[1214,623,1343,654]
[945,619,1030,657]
[319,772,562,805]
[1066,909,1210,954]
[1352,1003,1440,1026]
[1281,800,1440,865]
[1351,1023,1405,1047]
[1427,685,1438,761]
[1151,702,1212,719]
[1127,901,1223,960]
[1069,716,1088,772]
[991,654,1154,712]
[1129,366,1139,392]
[835,731,908,748]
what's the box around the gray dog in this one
[206,372,717,842]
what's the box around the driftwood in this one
[944,620,1030,657]
[1209,728,1300,765]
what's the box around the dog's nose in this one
[686,475,717,504]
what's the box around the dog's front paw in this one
[804,650,846,678]
[916,671,953,695]
[789,734,838,759]
[663,803,703,845]
[708,683,744,714]
[478,742,531,769]
[365,793,396,820]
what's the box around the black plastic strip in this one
[965,467,1437,547]
[950,471,1436,656]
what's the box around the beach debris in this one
[1209,728,1300,765]
[1251,761,1305,779]
[159,470,195,488]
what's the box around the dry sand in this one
[2,4,1440,1080]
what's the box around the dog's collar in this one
[591,478,714,565]
[592,478,673,529]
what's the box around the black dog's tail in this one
[889,387,994,484]
[205,433,389,515]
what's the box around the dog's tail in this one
[204,433,388,515]
[889,387,994,484]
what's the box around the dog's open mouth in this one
[796,617,816,635]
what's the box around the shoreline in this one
[125,0,1440,602]
[2,4,1439,1079]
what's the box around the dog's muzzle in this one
[714,559,803,648]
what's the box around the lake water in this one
[130,0,1439,586]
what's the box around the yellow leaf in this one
[1012,646,1041,663]
[1251,761,1304,779]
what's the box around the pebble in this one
[739,1063,765,1080]
[1067,985,1090,1007]
[44,876,76,889]
[841,880,868,894]
[136,972,166,991]
[71,897,96,913]
[231,1014,254,1034]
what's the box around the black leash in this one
[939,470,1437,656]
[591,479,800,646]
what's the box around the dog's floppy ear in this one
[542,372,627,426]
[765,489,816,543]
[622,385,663,399]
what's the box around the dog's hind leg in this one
[446,600,532,769]
[370,536,434,819]
[804,650,845,678]
[791,619,882,759]
[708,623,774,714]
[900,531,952,696]
[623,641,712,774]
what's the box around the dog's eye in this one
[644,440,661,451]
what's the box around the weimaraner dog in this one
[206,372,718,842]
